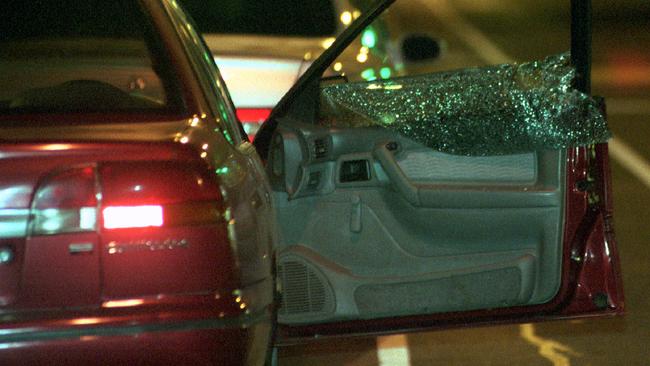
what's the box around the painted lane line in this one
[608,137,650,189]
[606,98,650,116]
[417,0,514,65]
[377,334,411,366]
[418,0,650,191]
[520,324,581,366]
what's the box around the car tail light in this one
[236,108,271,141]
[98,161,234,298]
[102,205,163,229]
[30,161,235,299]
[31,166,98,235]
[30,162,223,235]
[99,162,224,228]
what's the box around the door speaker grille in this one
[278,259,333,317]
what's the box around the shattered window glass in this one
[320,53,610,156]
[318,2,609,156]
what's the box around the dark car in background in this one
[0,0,623,365]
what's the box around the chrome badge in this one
[107,239,189,254]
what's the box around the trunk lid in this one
[0,122,235,311]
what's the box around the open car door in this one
[254,0,624,342]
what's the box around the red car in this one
[0,0,623,365]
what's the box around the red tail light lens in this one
[236,108,271,141]
[236,108,271,122]
[99,161,223,229]
[29,162,223,235]
[102,205,163,229]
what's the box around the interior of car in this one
[254,0,611,326]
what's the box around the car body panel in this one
[0,295,271,366]
[0,0,275,364]
[0,134,275,363]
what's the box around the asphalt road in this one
[278,1,650,365]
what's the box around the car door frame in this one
[253,0,625,344]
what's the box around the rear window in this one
[0,0,184,114]
[179,0,338,37]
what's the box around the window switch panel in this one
[340,160,370,183]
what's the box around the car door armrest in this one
[373,142,420,206]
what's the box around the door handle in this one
[69,242,94,254]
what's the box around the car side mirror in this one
[400,34,444,62]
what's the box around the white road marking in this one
[519,323,581,366]
[606,98,650,116]
[608,138,650,189]
[377,335,411,366]
[417,0,514,65]
[417,0,650,190]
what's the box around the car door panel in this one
[269,122,565,325]
[245,0,623,343]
